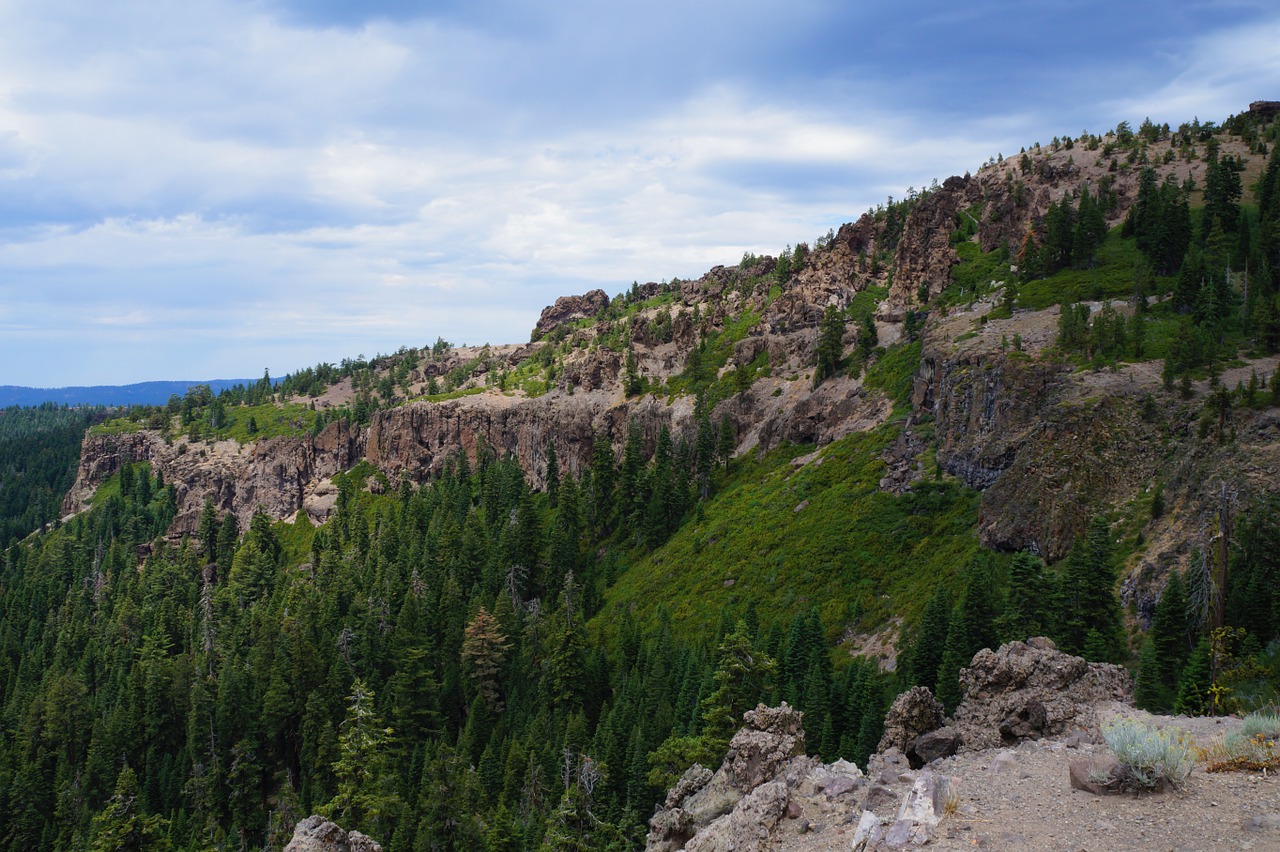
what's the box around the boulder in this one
[683,780,789,852]
[895,770,951,827]
[284,815,382,852]
[647,704,804,851]
[906,726,960,767]
[533,289,609,338]
[862,783,900,814]
[723,703,806,793]
[851,810,887,851]
[1068,755,1124,796]
[952,639,1131,751]
[878,686,945,754]
[662,764,713,810]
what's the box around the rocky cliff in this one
[62,122,1277,605]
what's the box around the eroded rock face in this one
[647,703,807,852]
[532,289,609,339]
[284,815,381,852]
[952,638,1132,752]
[888,178,968,313]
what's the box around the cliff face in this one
[63,128,1274,594]
[66,364,888,537]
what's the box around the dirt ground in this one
[769,705,1280,852]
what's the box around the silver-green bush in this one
[1240,711,1280,741]
[1101,719,1195,790]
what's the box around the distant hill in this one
[0,379,255,408]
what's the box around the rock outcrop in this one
[59,128,1271,591]
[646,638,1151,850]
[647,704,962,852]
[878,686,945,755]
[284,815,381,852]
[952,638,1132,752]
[532,289,609,339]
[646,703,809,852]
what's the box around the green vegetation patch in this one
[941,242,1010,308]
[663,308,761,403]
[865,341,923,414]
[1018,228,1162,309]
[847,284,890,318]
[215,401,317,442]
[414,386,487,404]
[596,427,981,645]
[89,417,146,436]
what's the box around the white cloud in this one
[0,0,1276,385]
[1111,15,1280,124]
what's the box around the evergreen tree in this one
[89,766,172,852]
[545,440,560,508]
[717,414,734,470]
[998,551,1052,642]
[903,587,950,692]
[699,622,776,746]
[1138,571,1192,712]
[462,608,511,713]
[1174,636,1213,716]
[813,305,846,386]
[320,679,402,839]
[1059,516,1125,661]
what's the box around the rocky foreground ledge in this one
[648,639,1280,851]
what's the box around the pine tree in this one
[1174,636,1213,716]
[904,587,950,692]
[1133,636,1166,712]
[813,305,846,386]
[717,413,734,470]
[462,608,511,713]
[700,622,776,745]
[1151,571,1192,697]
[1060,516,1124,661]
[998,551,1052,642]
[89,766,172,852]
[934,612,969,714]
[545,440,560,508]
[320,679,402,838]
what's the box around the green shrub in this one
[1200,711,1280,772]
[1241,710,1280,740]
[1102,719,1195,789]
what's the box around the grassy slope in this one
[594,423,981,648]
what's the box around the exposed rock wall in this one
[912,309,1160,561]
[66,370,889,538]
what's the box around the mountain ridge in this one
[0,378,257,408]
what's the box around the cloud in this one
[0,0,1276,385]
[1112,14,1280,124]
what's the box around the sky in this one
[1,1,1279,386]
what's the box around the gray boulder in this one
[284,815,382,852]
[953,638,1131,751]
[878,686,945,755]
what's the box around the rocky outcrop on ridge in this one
[60,126,1274,585]
[646,643,1144,851]
[646,703,813,852]
[532,289,609,339]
